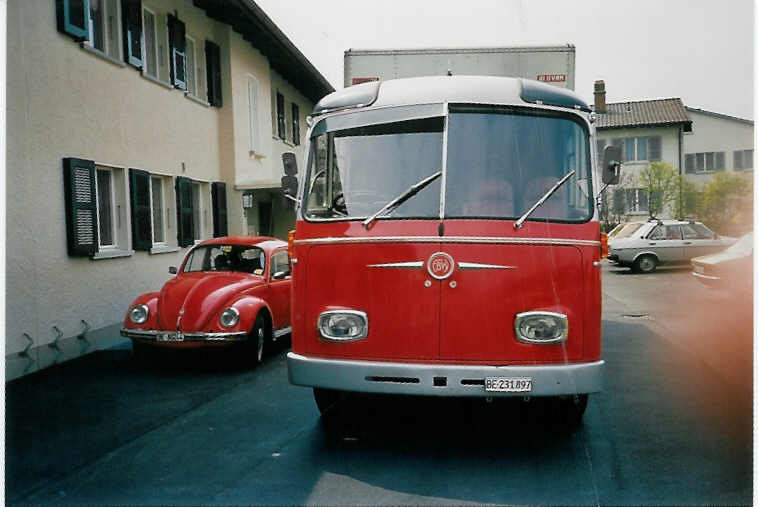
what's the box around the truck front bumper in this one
[287,353,603,397]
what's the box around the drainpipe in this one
[678,124,683,219]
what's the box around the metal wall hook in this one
[77,320,91,341]
[19,333,33,357]
[49,326,63,350]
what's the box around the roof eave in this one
[193,0,334,103]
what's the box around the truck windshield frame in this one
[301,103,593,224]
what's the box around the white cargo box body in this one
[344,46,576,90]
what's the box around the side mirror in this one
[602,145,622,185]
[281,152,299,203]
[168,266,177,274]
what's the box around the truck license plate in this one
[485,377,532,392]
[157,333,184,342]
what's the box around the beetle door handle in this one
[648,242,656,245]
[683,241,692,245]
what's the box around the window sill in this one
[149,245,181,255]
[141,72,173,90]
[80,43,127,68]
[185,93,210,107]
[249,150,265,159]
[92,248,134,260]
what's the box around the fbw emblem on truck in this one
[280,74,622,427]
[427,252,455,279]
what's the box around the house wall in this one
[596,125,681,218]
[6,0,316,380]
[683,109,754,186]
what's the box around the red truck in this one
[281,75,621,424]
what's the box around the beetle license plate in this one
[157,333,184,342]
[485,377,532,392]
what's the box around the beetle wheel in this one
[247,313,266,365]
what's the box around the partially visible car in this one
[121,236,291,364]
[608,219,736,273]
[691,231,753,290]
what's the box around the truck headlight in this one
[318,310,368,342]
[219,307,240,328]
[514,311,568,344]
[129,304,149,324]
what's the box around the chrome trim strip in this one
[121,328,247,342]
[692,271,720,281]
[367,261,424,269]
[295,236,600,247]
[287,353,603,397]
[457,262,516,270]
[274,326,293,338]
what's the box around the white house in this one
[6,0,333,380]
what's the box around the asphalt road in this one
[5,263,753,505]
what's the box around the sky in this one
[255,0,755,120]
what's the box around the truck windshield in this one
[303,117,444,219]
[444,109,592,221]
[303,108,592,222]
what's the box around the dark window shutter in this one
[648,136,662,161]
[276,92,286,139]
[211,182,228,237]
[205,41,222,107]
[57,0,90,41]
[168,14,187,90]
[63,158,98,256]
[685,154,695,174]
[122,0,142,68]
[175,176,194,247]
[129,169,152,250]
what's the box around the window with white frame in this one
[625,188,649,213]
[276,92,286,140]
[150,176,165,244]
[94,165,128,251]
[612,136,661,162]
[190,181,211,242]
[88,0,121,59]
[185,35,197,96]
[734,149,753,171]
[142,6,158,78]
[248,75,260,152]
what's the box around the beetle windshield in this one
[303,117,444,219]
[183,245,266,275]
[444,108,592,221]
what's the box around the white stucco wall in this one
[683,109,754,186]
[6,0,317,379]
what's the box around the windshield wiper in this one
[514,170,576,229]
[362,171,442,228]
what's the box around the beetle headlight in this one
[219,307,240,328]
[318,310,368,341]
[514,311,568,344]
[129,304,149,325]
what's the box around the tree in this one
[676,177,701,219]
[639,162,680,218]
[699,172,753,235]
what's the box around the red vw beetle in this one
[121,236,291,364]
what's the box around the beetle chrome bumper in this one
[121,327,247,342]
[287,352,603,397]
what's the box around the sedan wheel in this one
[633,255,657,273]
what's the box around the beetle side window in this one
[648,225,665,240]
[682,223,714,239]
[271,251,291,278]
